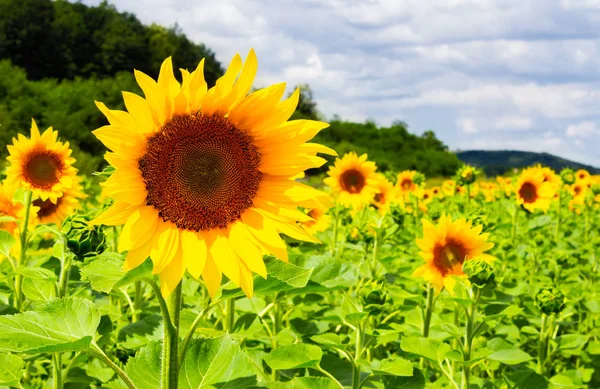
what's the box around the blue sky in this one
[84,0,600,167]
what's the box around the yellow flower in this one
[575,169,590,183]
[301,205,332,235]
[569,182,587,204]
[6,119,78,203]
[0,181,24,236]
[538,166,561,189]
[430,186,443,199]
[442,180,456,196]
[413,214,494,292]
[32,176,85,226]
[515,167,555,212]
[371,173,397,215]
[324,152,379,212]
[396,170,418,196]
[90,50,334,297]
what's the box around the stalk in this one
[511,203,519,243]
[14,191,33,311]
[352,320,363,389]
[52,353,62,389]
[225,298,236,333]
[554,190,562,243]
[162,282,182,389]
[420,284,435,371]
[537,314,547,375]
[330,205,340,257]
[461,288,481,389]
[89,343,137,389]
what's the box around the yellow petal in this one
[181,230,207,279]
[118,206,160,252]
[229,222,267,278]
[202,255,222,298]
[90,202,137,226]
[207,229,241,286]
[150,222,180,274]
[160,244,185,297]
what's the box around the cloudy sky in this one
[83,0,600,167]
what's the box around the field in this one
[0,55,598,389]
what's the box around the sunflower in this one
[537,166,561,189]
[396,170,417,196]
[430,186,443,199]
[324,152,379,211]
[413,214,494,292]
[569,182,587,204]
[301,205,332,235]
[575,169,590,183]
[90,50,335,297]
[371,173,396,215]
[515,168,555,212]
[33,176,85,226]
[442,180,456,197]
[0,181,24,235]
[6,119,77,203]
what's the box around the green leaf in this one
[370,357,413,376]
[528,215,553,231]
[303,255,358,288]
[382,369,425,389]
[0,230,16,258]
[264,344,323,370]
[311,333,347,349]
[0,297,100,353]
[487,349,533,365]
[0,353,25,386]
[22,278,56,302]
[118,314,162,349]
[222,258,312,298]
[293,377,339,389]
[125,341,161,389]
[80,255,152,294]
[14,266,57,280]
[400,336,451,363]
[504,369,548,389]
[179,335,257,389]
[557,334,589,350]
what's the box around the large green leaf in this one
[382,369,425,389]
[293,377,339,389]
[303,255,358,288]
[179,335,257,389]
[125,341,161,389]
[264,344,323,370]
[0,298,100,353]
[80,254,153,293]
[400,336,451,363]
[0,353,25,386]
[370,357,413,376]
[0,230,15,259]
[22,278,56,302]
[14,266,57,280]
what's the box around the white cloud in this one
[458,117,478,133]
[494,115,533,130]
[566,121,600,137]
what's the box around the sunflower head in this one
[301,204,332,235]
[0,181,24,235]
[90,50,334,297]
[442,180,456,196]
[575,169,590,183]
[515,167,555,212]
[324,152,379,211]
[33,176,85,226]
[413,214,494,293]
[396,170,418,195]
[455,165,479,186]
[559,168,576,185]
[371,173,396,214]
[535,287,565,315]
[6,119,77,203]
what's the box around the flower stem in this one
[225,298,236,333]
[14,191,32,311]
[89,343,137,389]
[554,191,562,243]
[461,288,481,389]
[132,281,143,322]
[511,203,519,243]
[420,284,435,371]
[330,204,340,257]
[58,237,72,298]
[352,321,363,389]
[52,353,62,389]
[537,313,547,375]
[162,282,182,389]
[315,366,345,389]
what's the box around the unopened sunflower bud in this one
[455,165,479,186]
[591,183,600,196]
[560,168,576,185]
[358,279,387,312]
[389,203,405,225]
[462,259,495,288]
[347,227,362,244]
[535,287,565,315]
[412,172,426,186]
[63,214,107,259]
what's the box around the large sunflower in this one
[90,50,334,297]
[515,167,555,212]
[0,181,24,235]
[413,214,494,292]
[6,119,77,203]
[324,152,379,211]
[371,173,396,215]
[33,176,85,226]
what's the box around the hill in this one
[456,150,600,176]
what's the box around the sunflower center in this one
[139,114,262,232]
[339,169,365,194]
[33,197,62,219]
[434,242,466,275]
[519,182,537,203]
[574,186,582,195]
[401,179,412,190]
[374,192,384,204]
[25,153,62,188]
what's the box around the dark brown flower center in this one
[339,169,365,194]
[519,182,537,203]
[401,179,413,190]
[25,152,63,189]
[139,114,262,231]
[33,197,62,219]
[433,241,466,275]
[374,192,384,204]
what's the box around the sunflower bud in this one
[347,227,362,244]
[455,165,479,186]
[358,279,387,313]
[412,172,426,186]
[560,168,576,185]
[389,203,405,226]
[535,287,565,315]
[462,259,495,289]
[63,215,107,259]
[591,183,600,196]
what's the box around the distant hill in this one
[456,150,600,176]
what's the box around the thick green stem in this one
[57,239,72,298]
[537,314,547,375]
[330,205,340,256]
[370,233,379,278]
[132,281,143,322]
[162,282,182,389]
[511,203,519,243]
[225,298,236,333]
[420,284,435,371]
[52,353,62,389]
[14,191,33,311]
[461,289,480,389]
[89,343,137,389]
[271,298,283,381]
[352,321,363,389]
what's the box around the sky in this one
[83,0,600,167]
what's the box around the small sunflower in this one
[413,214,494,292]
[569,182,587,203]
[0,181,24,235]
[301,205,332,235]
[90,50,334,297]
[396,170,418,196]
[324,152,379,211]
[537,166,561,189]
[430,186,443,199]
[515,167,555,212]
[6,119,77,203]
[575,169,590,183]
[33,176,85,226]
[371,173,396,215]
[442,180,456,197]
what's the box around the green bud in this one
[412,172,426,186]
[63,214,107,259]
[560,168,576,185]
[388,203,405,226]
[347,227,362,244]
[535,287,565,315]
[358,279,387,313]
[591,183,600,196]
[533,233,545,246]
[455,165,479,186]
[462,259,495,289]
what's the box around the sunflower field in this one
[0,50,598,389]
